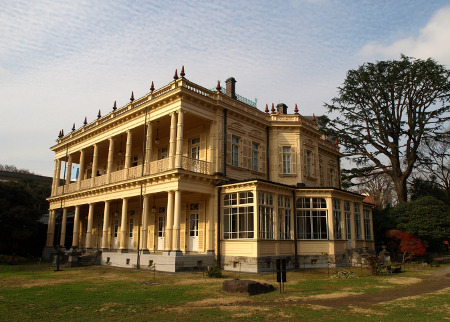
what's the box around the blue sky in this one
[1,0,449,176]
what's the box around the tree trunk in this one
[392,175,408,203]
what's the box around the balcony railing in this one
[52,157,211,196]
[149,158,169,174]
[128,165,143,179]
[182,157,210,175]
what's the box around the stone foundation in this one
[101,251,216,272]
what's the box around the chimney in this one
[276,103,288,114]
[225,77,236,99]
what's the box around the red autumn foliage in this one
[386,229,426,262]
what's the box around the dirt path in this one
[304,266,450,308]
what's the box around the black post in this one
[55,144,69,272]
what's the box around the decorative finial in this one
[58,130,62,138]
[173,69,178,80]
[271,103,275,113]
[113,101,117,111]
[265,104,269,113]
[61,129,64,137]
[180,65,185,77]
[72,123,76,131]
[84,117,88,125]
[97,109,101,119]
[150,81,155,93]
[312,113,316,123]
[294,104,299,114]
[130,91,134,102]
[216,80,221,91]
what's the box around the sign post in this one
[276,259,287,293]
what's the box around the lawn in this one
[0,263,448,321]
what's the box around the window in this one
[354,203,362,240]
[282,147,291,174]
[278,195,291,240]
[344,201,351,240]
[114,219,119,238]
[191,138,200,160]
[129,218,134,238]
[160,147,168,159]
[258,192,273,239]
[333,199,342,240]
[132,156,138,167]
[306,151,312,177]
[231,136,240,167]
[296,197,328,239]
[252,142,259,171]
[223,192,254,239]
[364,210,372,240]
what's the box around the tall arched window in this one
[296,197,328,240]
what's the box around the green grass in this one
[0,264,447,321]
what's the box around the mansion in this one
[44,69,374,272]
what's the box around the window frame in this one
[252,142,259,172]
[296,197,328,240]
[278,195,292,240]
[223,192,254,239]
[282,146,292,174]
[333,199,343,240]
[231,136,240,167]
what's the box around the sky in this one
[1,0,449,177]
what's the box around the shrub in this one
[366,255,384,275]
[329,269,358,279]
[206,265,223,278]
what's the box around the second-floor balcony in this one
[52,157,211,197]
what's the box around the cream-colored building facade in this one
[45,72,374,272]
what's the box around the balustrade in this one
[128,165,143,179]
[52,157,211,196]
[182,157,210,174]
[110,169,125,183]
[149,158,169,174]
[94,174,107,186]
[68,182,78,193]
[80,179,91,190]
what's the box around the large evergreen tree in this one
[325,55,450,202]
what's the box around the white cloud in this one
[358,6,450,66]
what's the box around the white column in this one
[142,195,149,251]
[120,198,128,250]
[52,159,58,195]
[165,191,174,251]
[65,154,73,188]
[144,122,153,174]
[207,194,215,252]
[86,203,95,249]
[209,121,216,174]
[53,159,61,195]
[60,208,68,247]
[107,138,115,183]
[168,113,177,169]
[102,201,110,249]
[175,110,184,168]
[91,143,98,187]
[173,190,181,251]
[46,210,56,246]
[72,205,80,248]
[124,130,133,179]
[77,149,85,189]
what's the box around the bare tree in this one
[416,131,450,198]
